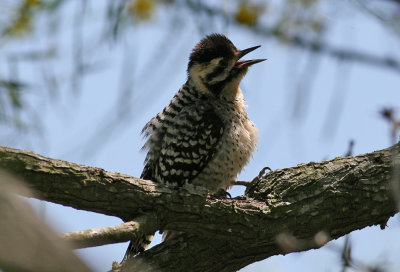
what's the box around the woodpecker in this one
[124,33,265,260]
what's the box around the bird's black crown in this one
[188,34,237,68]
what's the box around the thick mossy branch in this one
[246,145,399,236]
[123,144,400,272]
[0,146,184,220]
[0,144,399,272]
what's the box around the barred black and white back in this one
[123,34,265,260]
[141,81,225,188]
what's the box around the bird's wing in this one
[141,103,224,186]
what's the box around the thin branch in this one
[353,0,400,37]
[60,216,157,249]
[232,180,253,186]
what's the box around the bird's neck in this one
[187,75,210,95]
[187,77,241,102]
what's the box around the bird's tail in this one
[122,233,154,262]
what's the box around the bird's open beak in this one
[235,45,266,68]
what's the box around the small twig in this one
[344,140,355,157]
[60,215,157,249]
[233,180,253,186]
[380,107,400,144]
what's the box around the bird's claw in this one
[257,166,271,180]
[211,189,232,199]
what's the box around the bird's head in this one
[187,34,265,97]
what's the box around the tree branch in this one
[0,144,399,272]
[60,216,157,249]
[0,146,172,220]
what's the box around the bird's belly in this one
[191,118,258,192]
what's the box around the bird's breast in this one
[191,96,258,192]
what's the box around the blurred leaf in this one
[128,0,156,21]
[26,0,42,6]
[297,0,319,7]
[0,80,26,91]
[2,0,63,37]
[3,0,38,36]
[39,0,64,12]
[235,1,265,26]
[8,90,22,109]
[0,80,26,119]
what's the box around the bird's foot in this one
[257,166,272,180]
[210,189,232,199]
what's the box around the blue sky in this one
[2,1,400,271]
